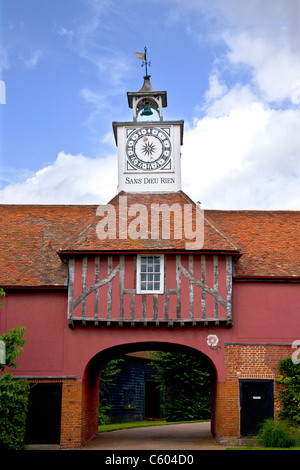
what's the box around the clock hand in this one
[147,143,153,160]
[143,136,153,160]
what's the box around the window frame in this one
[136,254,164,294]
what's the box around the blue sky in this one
[1,0,300,209]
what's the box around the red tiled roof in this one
[0,193,299,287]
[59,191,240,254]
[209,210,300,279]
[0,204,96,287]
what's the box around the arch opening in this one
[82,341,218,446]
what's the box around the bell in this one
[141,104,153,116]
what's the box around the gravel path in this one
[80,421,227,450]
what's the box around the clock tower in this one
[112,60,184,193]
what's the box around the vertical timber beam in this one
[119,256,124,321]
[164,261,169,321]
[201,255,206,320]
[213,255,219,319]
[226,256,233,322]
[81,256,87,319]
[189,255,194,320]
[176,255,181,320]
[94,256,100,320]
[107,256,113,320]
[67,258,75,324]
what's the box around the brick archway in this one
[60,341,218,449]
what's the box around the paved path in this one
[80,421,226,450]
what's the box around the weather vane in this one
[135,47,151,76]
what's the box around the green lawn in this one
[229,447,300,450]
[98,419,205,433]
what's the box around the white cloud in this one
[21,49,43,69]
[168,0,300,209]
[80,88,111,126]
[182,85,300,209]
[224,31,300,103]
[0,152,117,204]
[204,73,227,103]
[0,45,10,75]
[171,1,300,104]
[57,26,74,42]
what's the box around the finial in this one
[135,47,151,76]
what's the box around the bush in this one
[294,428,300,447]
[162,393,209,422]
[0,323,30,450]
[0,373,31,450]
[277,357,300,428]
[257,419,296,448]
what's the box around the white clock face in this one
[126,127,171,171]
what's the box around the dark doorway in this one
[144,380,161,418]
[240,379,274,436]
[26,383,62,445]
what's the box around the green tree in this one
[276,357,300,428]
[150,351,211,422]
[0,292,31,450]
[0,288,5,307]
[0,326,27,371]
[0,373,31,450]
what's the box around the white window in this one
[137,255,164,294]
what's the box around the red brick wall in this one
[214,343,292,444]
[59,378,99,449]
[60,380,83,449]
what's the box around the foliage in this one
[0,373,31,450]
[257,419,296,448]
[0,326,27,371]
[276,357,300,428]
[99,359,124,424]
[0,296,30,451]
[149,351,211,422]
[0,288,5,308]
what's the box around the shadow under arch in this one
[84,340,217,382]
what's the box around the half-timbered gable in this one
[58,191,238,327]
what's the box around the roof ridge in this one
[58,191,241,254]
[178,191,241,252]
[203,211,241,252]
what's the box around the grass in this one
[229,446,300,450]
[98,419,205,433]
